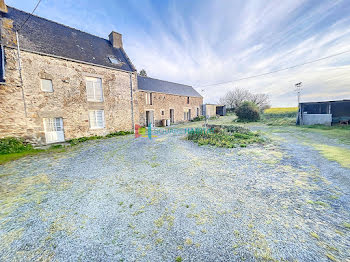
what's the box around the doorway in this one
[170,109,174,124]
[146,110,154,127]
[43,117,65,144]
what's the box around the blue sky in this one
[8,0,350,106]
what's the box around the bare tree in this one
[219,87,252,110]
[250,93,270,110]
[220,87,270,111]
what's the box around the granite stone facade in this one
[137,91,203,127]
[0,47,138,144]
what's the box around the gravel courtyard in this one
[0,124,349,261]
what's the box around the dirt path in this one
[0,126,349,261]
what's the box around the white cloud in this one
[9,0,350,106]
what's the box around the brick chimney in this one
[0,0,8,13]
[109,31,123,49]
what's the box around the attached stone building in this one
[137,76,203,127]
[0,5,138,144]
[0,3,203,145]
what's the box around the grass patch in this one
[1,130,133,164]
[311,144,350,168]
[0,150,44,165]
[306,200,329,207]
[325,253,337,262]
[187,125,263,148]
[261,117,296,126]
[310,232,320,240]
[175,256,183,262]
[300,125,350,144]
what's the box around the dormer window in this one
[108,56,121,64]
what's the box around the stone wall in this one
[0,47,138,144]
[137,91,203,126]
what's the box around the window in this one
[89,110,105,129]
[187,97,190,104]
[161,110,165,116]
[41,79,53,92]
[146,92,153,105]
[197,107,199,116]
[108,56,121,64]
[86,77,103,102]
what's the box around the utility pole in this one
[295,82,303,125]
[295,82,302,104]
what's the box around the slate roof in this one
[3,7,136,72]
[137,76,202,98]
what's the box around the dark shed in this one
[216,105,227,116]
[297,99,350,125]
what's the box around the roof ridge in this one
[8,6,112,43]
[138,75,193,88]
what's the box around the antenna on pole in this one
[295,82,303,125]
[295,82,302,105]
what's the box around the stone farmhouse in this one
[137,76,202,127]
[0,3,203,145]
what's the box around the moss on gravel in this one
[311,144,350,168]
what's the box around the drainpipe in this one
[16,30,28,118]
[129,72,135,131]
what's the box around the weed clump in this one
[0,137,33,154]
[187,125,263,148]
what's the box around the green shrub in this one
[0,137,33,154]
[191,116,205,122]
[235,101,260,122]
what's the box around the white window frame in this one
[40,79,53,92]
[89,110,105,129]
[86,77,103,102]
[43,117,65,143]
[145,92,153,105]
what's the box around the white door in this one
[43,117,65,144]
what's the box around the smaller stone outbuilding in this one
[202,104,226,118]
[137,76,203,126]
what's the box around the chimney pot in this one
[0,0,8,13]
[109,31,123,49]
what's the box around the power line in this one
[16,0,42,32]
[197,49,350,88]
